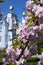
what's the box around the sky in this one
[0,0,27,22]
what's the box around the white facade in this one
[0,20,8,48]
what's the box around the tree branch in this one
[16,40,29,61]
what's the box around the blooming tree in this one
[2,0,43,65]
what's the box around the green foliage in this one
[28,62,37,65]
[26,13,37,26]
[12,35,23,48]
[24,13,34,26]
[40,48,43,52]
[27,57,39,62]
[24,14,33,17]
[36,41,43,54]
[28,18,36,26]
[30,40,43,54]
[37,41,43,48]
[0,50,5,63]
[15,35,18,40]
[28,18,34,26]
[32,0,38,3]
[12,40,21,48]
[7,62,17,65]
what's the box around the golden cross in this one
[0,0,5,2]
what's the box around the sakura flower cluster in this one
[2,45,38,65]
[16,23,43,43]
[26,0,43,24]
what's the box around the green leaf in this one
[27,57,39,62]
[32,40,38,45]
[37,40,43,48]
[37,41,43,54]
[27,14,36,26]
[0,50,6,63]
[28,18,34,26]
[40,48,43,52]
[15,35,18,39]
[24,14,33,17]
[32,0,38,3]
[28,62,38,65]
[7,62,17,65]
[12,41,21,48]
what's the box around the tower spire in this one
[9,5,14,10]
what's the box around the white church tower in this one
[6,6,18,46]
